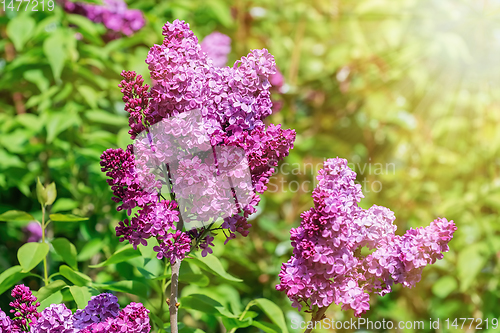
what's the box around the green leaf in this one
[44,111,81,143]
[85,110,128,126]
[7,15,36,51]
[222,317,253,330]
[189,253,242,282]
[432,276,458,298]
[51,198,79,213]
[254,299,289,333]
[458,243,488,292]
[24,69,50,92]
[69,285,100,309]
[93,281,148,297]
[251,321,280,333]
[179,273,209,287]
[35,280,67,303]
[66,14,100,37]
[36,178,48,206]
[49,213,88,222]
[0,210,35,222]
[43,30,67,81]
[77,85,98,109]
[59,265,92,286]
[89,245,141,268]
[45,182,57,206]
[77,239,103,261]
[207,0,233,27]
[180,294,237,318]
[51,238,78,269]
[38,291,63,311]
[0,266,32,295]
[18,242,49,272]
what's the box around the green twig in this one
[41,205,49,286]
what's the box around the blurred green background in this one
[1,0,500,332]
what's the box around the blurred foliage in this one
[1,0,500,332]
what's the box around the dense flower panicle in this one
[64,0,145,37]
[102,19,295,260]
[276,158,457,317]
[0,309,12,333]
[73,293,120,329]
[24,221,43,243]
[9,284,40,331]
[31,304,75,333]
[79,302,150,333]
[200,32,231,68]
[118,71,151,139]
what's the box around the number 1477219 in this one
[2,0,55,11]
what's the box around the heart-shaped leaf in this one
[18,242,49,272]
[51,238,77,269]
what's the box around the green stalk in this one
[41,205,49,286]
[228,301,256,333]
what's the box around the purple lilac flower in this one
[0,309,12,333]
[73,293,120,329]
[79,302,150,333]
[276,157,457,317]
[101,20,296,263]
[24,221,43,243]
[200,32,231,67]
[9,284,40,331]
[63,0,145,38]
[31,304,75,333]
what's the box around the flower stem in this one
[304,306,328,333]
[169,258,181,333]
[41,205,49,286]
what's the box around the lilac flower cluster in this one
[31,304,75,333]
[73,293,120,329]
[200,32,231,68]
[9,284,40,331]
[0,286,150,333]
[276,158,457,317]
[63,0,145,38]
[78,302,150,333]
[101,20,295,263]
[0,309,12,333]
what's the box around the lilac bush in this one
[277,157,457,317]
